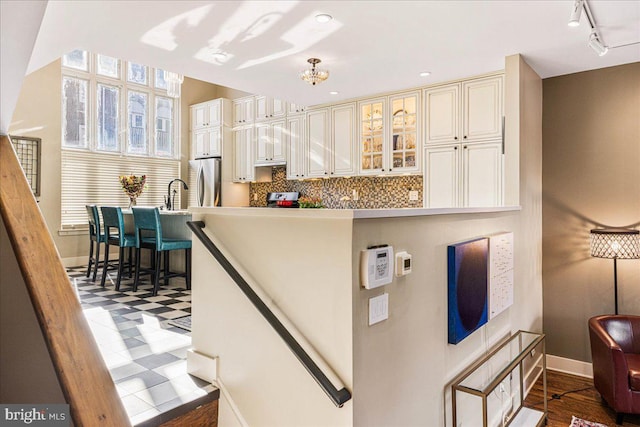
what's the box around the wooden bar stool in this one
[100,206,136,291]
[132,207,191,296]
[85,205,106,282]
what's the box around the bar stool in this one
[100,206,136,291]
[85,205,106,281]
[132,207,191,296]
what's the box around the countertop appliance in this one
[190,157,221,207]
[267,192,300,208]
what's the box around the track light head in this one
[568,0,583,27]
[588,31,609,56]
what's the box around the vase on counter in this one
[128,195,137,209]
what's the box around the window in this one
[128,91,148,154]
[62,50,88,71]
[127,62,148,85]
[60,51,182,230]
[62,76,88,148]
[97,54,119,78]
[155,69,167,90]
[97,83,119,151]
[155,96,173,156]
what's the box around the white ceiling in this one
[22,0,640,106]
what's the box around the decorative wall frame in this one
[10,135,41,197]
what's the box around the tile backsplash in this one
[249,167,423,209]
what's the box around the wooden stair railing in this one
[0,135,131,426]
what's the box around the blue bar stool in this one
[100,207,136,291]
[85,205,106,281]
[132,207,191,296]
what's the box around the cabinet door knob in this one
[454,136,458,140]
[382,169,385,172]
[324,171,328,175]
[464,146,468,149]
[331,172,334,175]
[463,136,467,139]
[454,146,458,150]
[389,168,392,171]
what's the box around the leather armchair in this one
[589,315,640,425]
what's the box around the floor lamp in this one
[590,228,640,315]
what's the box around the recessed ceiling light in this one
[420,71,431,77]
[315,13,333,23]
[329,91,339,95]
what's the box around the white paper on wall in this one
[489,232,514,319]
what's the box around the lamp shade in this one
[590,228,640,259]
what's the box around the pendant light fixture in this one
[299,58,329,86]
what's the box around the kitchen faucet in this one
[166,179,188,211]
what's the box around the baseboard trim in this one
[546,354,593,378]
[62,256,87,268]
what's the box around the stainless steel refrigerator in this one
[190,157,221,207]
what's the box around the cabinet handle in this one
[296,174,299,177]
[463,136,467,139]
[389,168,392,171]
[454,136,458,140]
[324,171,328,175]
[382,168,385,172]
[464,146,468,149]
[331,172,334,175]
[454,146,458,150]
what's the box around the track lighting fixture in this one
[568,0,609,56]
[588,31,609,56]
[568,0,583,27]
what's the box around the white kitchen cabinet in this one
[286,115,307,179]
[425,74,503,145]
[424,144,460,208]
[232,96,255,126]
[306,108,330,178]
[462,142,503,207]
[190,98,232,130]
[288,103,306,115]
[233,126,255,182]
[193,127,222,158]
[255,96,287,122]
[303,104,356,178]
[331,103,357,176]
[424,141,503,208]
[255,120,286,165]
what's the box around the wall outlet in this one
[409,190,419,201]
[369,293,389,325]
[352,189,359,201]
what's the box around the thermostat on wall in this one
[360,245,394,289]
[395,251,412,277]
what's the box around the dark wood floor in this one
[524,370,640,427]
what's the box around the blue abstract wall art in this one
[448,238,489,345]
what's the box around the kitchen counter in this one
[189,205,521,219]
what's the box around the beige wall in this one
[8,63,224,261]
[191,210,354,426]
[0,215,67,404]
[351,57,542,427]
[542,62,640,362]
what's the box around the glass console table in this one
[452,331,546,427]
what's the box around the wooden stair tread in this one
[135,386,220,427]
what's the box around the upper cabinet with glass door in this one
[359,91,420,175]
[389,92,420,173]
[359,98,386,175]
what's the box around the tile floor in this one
[67,265,214,426]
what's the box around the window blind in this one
[61,150,181,229]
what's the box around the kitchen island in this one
[186,203,540,427]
